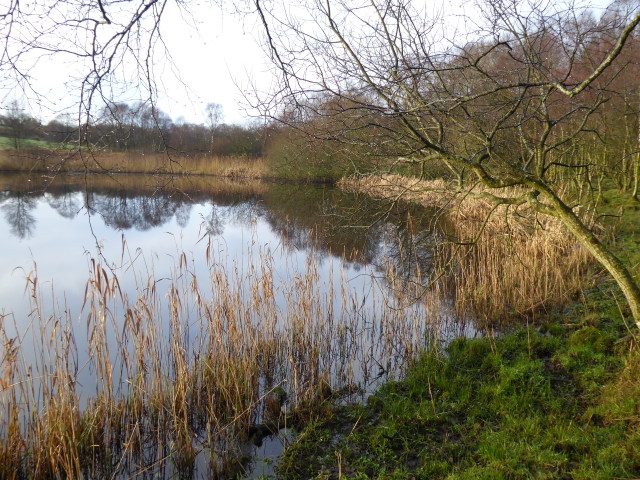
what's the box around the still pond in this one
[0,173,473,478]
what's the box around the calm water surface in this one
[0,173,472,478]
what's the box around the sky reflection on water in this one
[1,174,460,375]
[0,174,473,478]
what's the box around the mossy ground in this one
[270,190,640,480]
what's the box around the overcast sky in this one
[0,2,272,126]
[152,3,272,125]
[1,0,614,126]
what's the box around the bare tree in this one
[254,0,640,327]
[2,0,640,324]
[0,0,216,138]
[205,102,224,152]
[3,100,29,149]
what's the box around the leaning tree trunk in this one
[534,181,640,330]
[632,154,640,201]
[633,106,640,201]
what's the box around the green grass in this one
[277,317,640,479]
[0,135,72,150]
[274,187,640,480]
[599,189,640,281]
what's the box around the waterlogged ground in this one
[0,173,474,478]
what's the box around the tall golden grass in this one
[0,235,455,477]
[0,149,271,178]
[339,174,595,323]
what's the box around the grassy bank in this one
[271,177,640,479]
[0,139,369,182]
[0,148,271,178]
[277,311,640,479]
[0,136,78,150]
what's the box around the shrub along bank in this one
[274,187,640,479]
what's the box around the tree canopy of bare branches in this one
[2,0,640,326]
[255,0,640,326]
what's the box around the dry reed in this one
[0,149,271,179]
[339,174,595,323]
[0,231,455,478]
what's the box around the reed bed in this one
[339,174,595,323]
[0,232,457,478]
[0,149,271,178]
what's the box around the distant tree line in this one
[263,1,640,192]
[0,101,269,157]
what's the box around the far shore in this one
[0,148,271,179]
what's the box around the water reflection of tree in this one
[225,197,264,226]
[46,189,82,219]
[1,178,444,287]
[259,184,443,286]
[203,204,225,236]
[374,216,442,296]
[1,194,37,239]
[84,191,194,231]
[174,202,192,228]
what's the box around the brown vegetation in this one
[340,174,595,323]
[258,0,640,328]
[0,149,271,179]
[0,235,456,477]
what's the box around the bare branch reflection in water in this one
[0,175,471,477]
[46,189,82,220]
[0,232,466,477]
[1,194,37,239]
